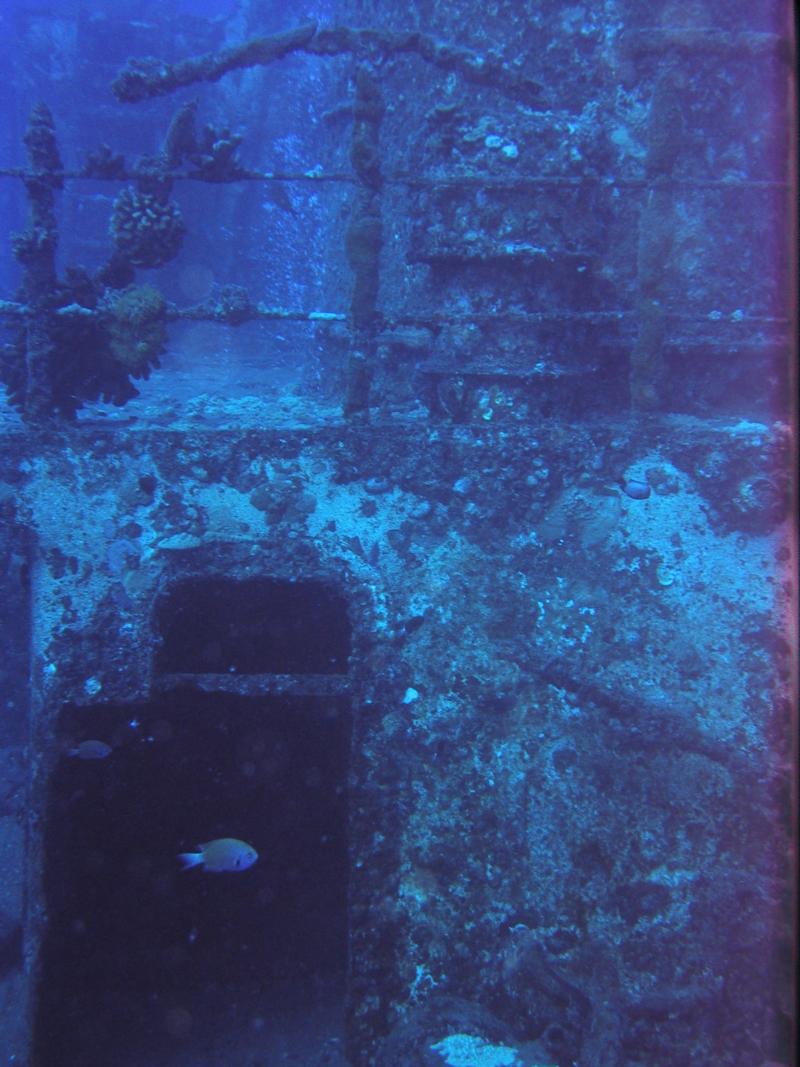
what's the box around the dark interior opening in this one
[155,577,351,675]
[34,689,350,1066]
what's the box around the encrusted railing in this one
[0,20,789,422]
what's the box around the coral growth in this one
[110,187,186,268]
[100,284,167,376]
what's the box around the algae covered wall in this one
[0,407,794,1065]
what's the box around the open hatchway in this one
[154,577,352,676]
[34,577,353,1067]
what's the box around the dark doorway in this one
[34,688,350,1066]
[155,577,351,675]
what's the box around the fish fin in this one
[177,852,203,870]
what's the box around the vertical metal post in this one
[12,104,63,421]
[343,66,384,419]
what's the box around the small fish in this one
[68,739,113,760]
[620,477,651,500]
[178,837,258,873]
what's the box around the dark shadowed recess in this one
[34,690,350,1067]
[155,577,352,675]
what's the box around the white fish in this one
[178,837,258,872]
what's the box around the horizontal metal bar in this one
[172,303,347,323]
[395,175,789,190]
[0,300,789,330]
[0,167,787,190]
[0,166,356,183]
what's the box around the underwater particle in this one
[68,739,113,760]
[403,687,420,704]
[177,837,258,872]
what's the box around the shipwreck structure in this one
[0,6,795,1067]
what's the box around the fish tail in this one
[177,852,202,870]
